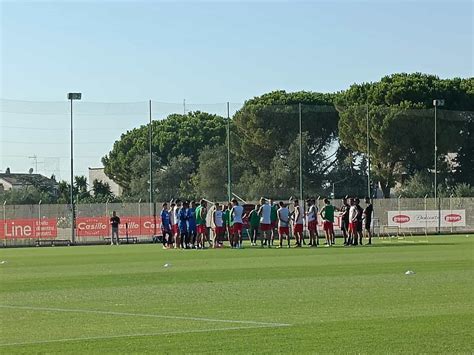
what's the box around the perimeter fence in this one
[1,197,473,247]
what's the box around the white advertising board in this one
[387,210,466,228]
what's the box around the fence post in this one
[105,199,110,239]
[138,198,142,238]
[2,201,6,246]
[437,196,441,235]
[37,200,42,244]
[316,196,321,233]
[398,195,402,236]
[450,194,454,233]
[424,195,428,236]
[153,202,157,238]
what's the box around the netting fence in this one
[1,99,473,247]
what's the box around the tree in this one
[125,154,196,201]
[102,111,227,192]
[74,176,90,201]
[194,145,229,200]
[57,180,71,203]
[453,183,474,197]
[92,180,113,199]
[154,155,195,201]
[232,133,332,200]
[0,186,56,205]
[324,149,368,199]
[233,91,339,170]
[453,111,474,185]
[396,172,433,198]
[337,73,473,197]
[231,91,340,199]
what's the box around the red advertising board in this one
[76,217,109,237]
[76,216,162,237]
[0,218,58,239]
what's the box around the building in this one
[88,167,122,197]
[0,172,59,192]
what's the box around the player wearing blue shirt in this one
[178,201,189,249]
[187,201,197,248]
[160,203,172,249]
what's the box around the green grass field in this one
[1,235,472,353]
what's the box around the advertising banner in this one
[387,210,466,228]
[0,218,58,239]
[76,216,162,237]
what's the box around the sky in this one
[1,0,473,181]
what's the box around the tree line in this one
[2,73,473,204]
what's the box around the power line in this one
[1,140,115,145]
[1,125,132,131]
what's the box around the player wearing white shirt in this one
[277,201,290,248]
[230,199,244,248]
[258,198,272,248]
[306,199,319,247]
[348,198,358,246]
[173,200,182,249]
[292,199,304,247]
[212,203,224,248]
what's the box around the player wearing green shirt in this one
[247,204,260,246]
[195,200,208,249]
[320,198,337,246]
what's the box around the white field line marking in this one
[0,304,290,327]
[0,324,286,347]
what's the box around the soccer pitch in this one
[0,236,472,353]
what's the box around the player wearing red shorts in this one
[320,198,336,247]
[277,201,290,248]
[212,202,224,248]
[172,200,182,248]
[292,199,304,247]
[269,199,278,246]
[348,198,358,246]
[230,199,244,248]
[195,200,208,249]
[258,198,272,248]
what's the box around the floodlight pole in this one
[434,102,438,202]
[227,102,232,202]
[366,104,371,198]
[149,100,153,209]
[67,93,81,245]
[299,103,303,203]
[70,98,74,243]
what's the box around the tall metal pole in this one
[434,103,439,234]
[433,99,444,234]
[227,102,232,201]
[299,103,303,202]
[183,99,186,115]
[367,104,371,198]
[434,103,437,202]
[149,100,153,210]
[70,98,75,244]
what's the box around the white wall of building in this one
[88,168,122,197]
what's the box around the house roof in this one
[0,173,58,188]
